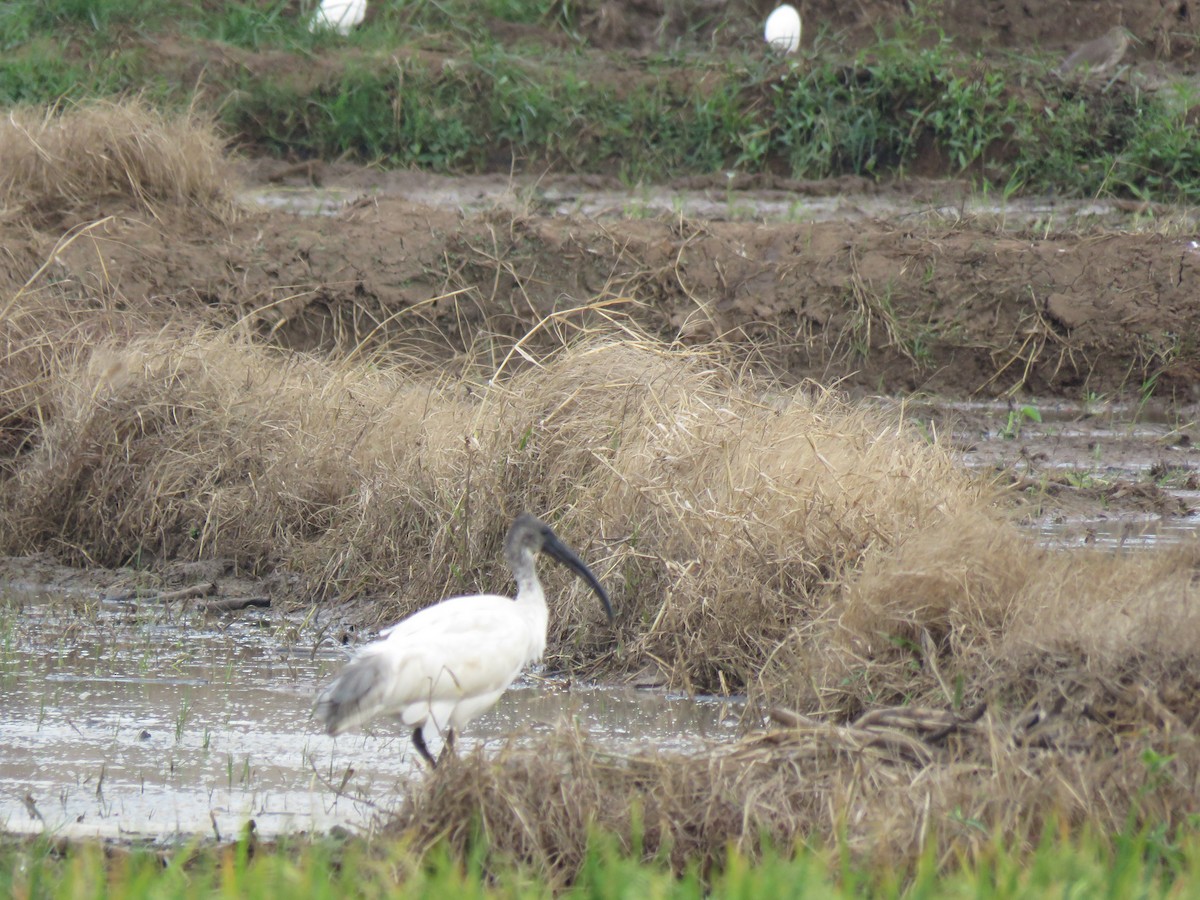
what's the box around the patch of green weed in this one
[4,0,1200,196]
[1,822,1199,897]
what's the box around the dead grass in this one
[389,523,1200,881]
[394,670,1200,883]
[0,319,987,687]
[813,513,1200,715]
[0,98,238,226]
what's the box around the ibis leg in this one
[436,729,457,767]
[411,727,438,769]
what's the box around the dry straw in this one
[0,98,237,225]
[0,328,989,688]
[390,672,1200,884]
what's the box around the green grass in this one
[2,0,1199,196]
[2,823,1199,898]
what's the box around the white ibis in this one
[764,4,802,54]
[315,513,613,768]
[310,0,367,34]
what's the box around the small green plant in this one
[999,404,1042,440]
[174,694,192,743]
[1063,470,1098,489]
[205,1,310,51]
[1141,747,1176,778]
[26,0,158,33]
[3,821,1200,897]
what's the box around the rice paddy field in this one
[5,0,1200,895]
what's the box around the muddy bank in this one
[5,181,1199,399]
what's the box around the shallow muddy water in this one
[0,587,739,842]
[243,170,1172,231]
[902,398,1200,549]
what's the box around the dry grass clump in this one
[804,507,1200,718]
[510,342,988,688]
[0,280,187,476]
[1,330,378,571]
[0,328,987,692]
[0,99,237,225]
[394,684,1200,883]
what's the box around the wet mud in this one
[904,398,1200,547]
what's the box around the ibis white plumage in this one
[314,513,613,768]
[764,4,802,54]
[309,0,367,34]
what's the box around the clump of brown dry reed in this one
[382,474,1200,881]
[394,678,1200,884]
[511,340,988,689]
[798,508,1200,719]
[0,327,986,693]
[0,98,237,225]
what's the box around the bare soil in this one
[7,168,1199,400]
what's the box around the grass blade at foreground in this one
[1,825,1197,898]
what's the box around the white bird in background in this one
[310,0,367,35]
[315,513,613,768]
[764,4,802,55]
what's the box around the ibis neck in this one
[512,561,549,662]
[512,556,546,608]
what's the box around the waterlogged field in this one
[0,577,739,841]
[5,0,1200,894]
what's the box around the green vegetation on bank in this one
[3,823,1200,898]
[2,0,1199,197]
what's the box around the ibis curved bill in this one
[314,513,613,768]
[310,0,367,34]
[764,4,802,54]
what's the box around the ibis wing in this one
[315,594,538,736]
[314,651,393,735]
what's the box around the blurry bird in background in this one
[309,0,367,35]
[764,4,802,55]
[1056,26,1134,81]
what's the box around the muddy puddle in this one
[903,398,1200,549]
[242,171,1172,230]
[0,587,740,842]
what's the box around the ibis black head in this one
[506,513,613,623]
